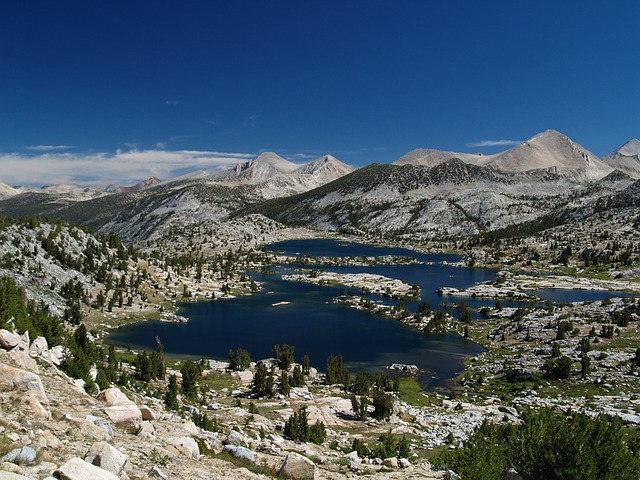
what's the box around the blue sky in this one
[1,1,639,186]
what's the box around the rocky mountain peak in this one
[486,130,612,180]
[602,139,640,179]
[616,139,640,157]
[293,155,355,176]
[393,148,487,168]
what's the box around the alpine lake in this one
[106,239,629,391]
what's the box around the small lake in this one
[106,239,630,390]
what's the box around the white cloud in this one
[24,145,76,151]
[466,139,522,148]
[0,149,256,187]
[165,100,180,106]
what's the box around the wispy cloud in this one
[466,139,522,148]
[0,149,256,187]
[24,145,76,151]
[165,100,180,106]
[244,115,258,127]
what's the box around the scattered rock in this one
[278,452,315,479]
[55,457,119,480]
[85,415,114,438]
[28,336,48,358]
[149,465,169,480]
[0,329,20,350]
[223,429,247,446]
[64,415,112,442]
[104,404,142,426]
[498,406,518,417]
[223,445,255,463]
[140,404,156,421]
[399,458,411,468]
[1,446,37,465]
[84,441,128,475]
[0,362,49,418]
[382,457,399,468]
[165,436,200,459]
[344,451,360,464]
[0,471,32,480]
[97,387,132,406]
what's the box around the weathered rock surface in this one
[97,387,132,406]
[165,436,200,459]
[55,457,120,480]
[140,404,156,420]
[278,452,316,479]
[0,362,49,418]
[0,329,20,349]
[28,336,48,358]
[1,446,37,465]
[84,441,128,475]
[223,445,255,463]
[104,404,142,426]
[0,471,33,480]
[223,429,247,446]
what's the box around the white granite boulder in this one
[84,441,128,475]
[0,362,49,418]
[0,329,20,349]
[29,336,48,358]
[223,445,255,462]
[104,404,142,426]
[55,457,119,480]
[278,452,315,479]
[165,436,200,459]
[97,387,132,406]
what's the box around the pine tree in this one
[164,374,179,410]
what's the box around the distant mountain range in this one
[1,130,639,243]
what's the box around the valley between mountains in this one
[1,129,640,479]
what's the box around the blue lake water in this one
[106,239,632,390]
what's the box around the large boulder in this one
[104,404,142,426]
[0,362,49,418]
[28,336,48,358]
[223,445,255,463]
[63,415,112,442]
[0,329,20,349]
[55,457,119,480]
[382,457,399,468]
[278,452,315,479]
[97,387,132,406]
[84,441,128,475]
[140,404,156,421]
[1,446,37,464]
[165,436,200,459]
[223,430,247,446]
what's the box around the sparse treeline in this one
[460,211,640,270]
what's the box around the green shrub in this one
[437,407,640,480]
